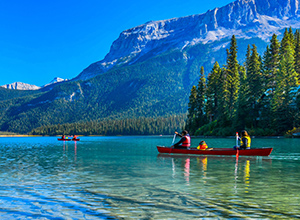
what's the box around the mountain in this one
[1,77,68,91]
[42,77,68,88]
[1,82,41,90]
[75,0,300,81]
[1,0,300,133]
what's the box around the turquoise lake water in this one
[0,136,299,219]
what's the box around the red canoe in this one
[157,146,273,156]
[58,138,80,141]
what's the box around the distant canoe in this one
[157,146,272,156]
[58,138,80,141]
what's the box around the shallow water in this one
[0,136,299,219]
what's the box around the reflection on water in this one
[0,136,299,219]
[159,154,300,219]
[244,160,250,193]
[184,158,190,185]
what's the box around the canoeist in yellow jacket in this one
[234,130,251,150]
[197,141,208,150]
[197,140,213,150]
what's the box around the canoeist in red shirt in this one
[172,130,191,149]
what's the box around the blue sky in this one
[0,0,233,86]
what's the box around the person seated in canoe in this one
[197,141,213,150]
[172,130,191,149]
[72,135,78,140]
[61,135,65,139]
[197,140,207,150]
[234,130,251,150]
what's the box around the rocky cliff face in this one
[75,0,300,81]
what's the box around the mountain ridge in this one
[1,82,41,90]
[74,0,300,81]
[1,77,68,91]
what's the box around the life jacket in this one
[181,135,191,147]
[240,136,251,148]
[197,143,208,150]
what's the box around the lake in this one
[0,136,299,219]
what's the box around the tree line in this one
[186,28,300,136]
[29,115,186,136]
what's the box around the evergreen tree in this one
[283,44,298,100]
[206,62,221,122]
[269,34,280,91]
[288,27,295,51]
[235,65,248,130]
[270,34,280,66]
[245,44,251,71]
[217,67,231,127]
[262,45,272,82]
[186,85,198,133]
[247,44,263,128]
[224,35,240,123]
[294,29,300,79]
[280,28,289,55]
[258,35,281,130]
[280,28,294,57]
[272,43,298,133]
[259,45,273,129]
[195,66,207,129]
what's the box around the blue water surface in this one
[0,136,299,219]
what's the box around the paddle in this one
[172,133,176,145]
[169,133,177,154]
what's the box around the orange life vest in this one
[181,135,191,147]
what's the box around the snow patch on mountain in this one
[212,42,231,52]
[1,82,41,90]
[42,77,68,87]
[1,77,68,91]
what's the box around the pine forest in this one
[30,115,186,136]
[186,28,300,137]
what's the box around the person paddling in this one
[172,130,191,149]
[234,130,251,150]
